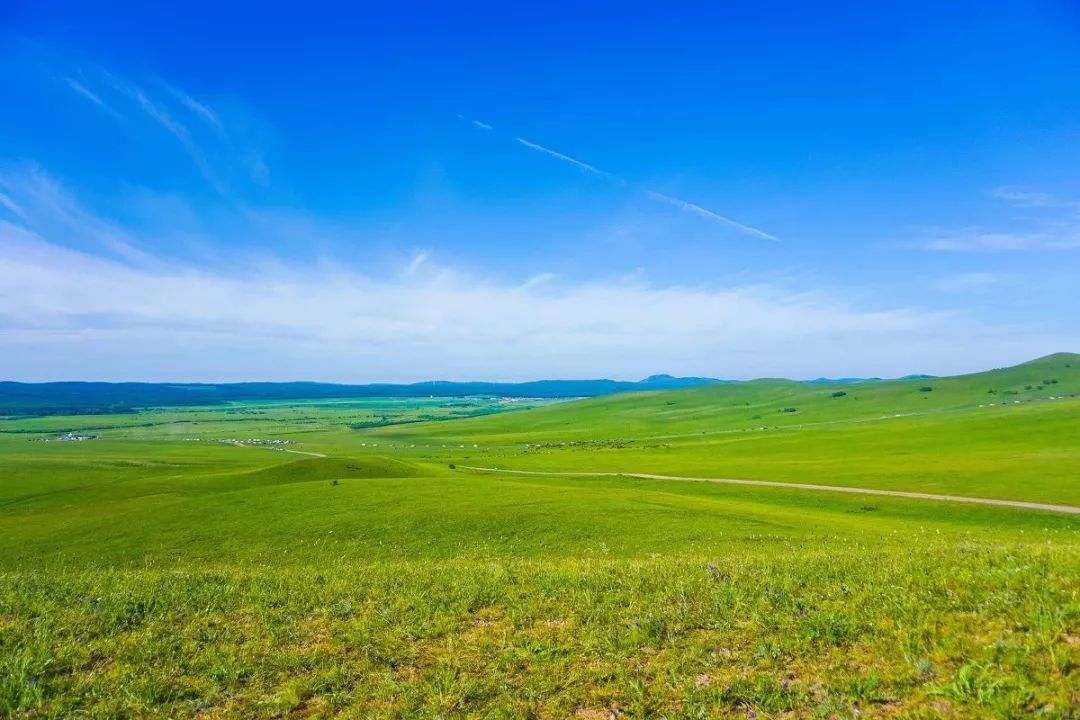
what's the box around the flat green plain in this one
[1,354,1078,718]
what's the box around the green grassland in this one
[0,395,560,435]
[372,352,1080,505]
[1,355,1078,718]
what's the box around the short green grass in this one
[1,355,1078,718]
[4,545,1077,719]
[373,353,1080,504]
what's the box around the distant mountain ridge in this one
[0,376,726,416]
[639,374,733,388]
[803,373,936,384]
[2,354,1073,416]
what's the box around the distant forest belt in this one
[459,466,1080,515]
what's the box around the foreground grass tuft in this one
[3,542,1077,718]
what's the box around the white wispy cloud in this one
[645,191,779,241]
[520,272,557,290]
[131,88,188,141]
[4,227,1071,382]
[106,79,233,197]
[931,272,1002,293]
[406,251,429,274]
[1,168,1074,382]
[0,190,26,219]
[471,123,777,241]
[65,77,121,117]
[59,65,265,196]
[915,188,1080,252]
[167,85,224,132]
[515,137,615,179]
[992,186,1080,211]
[921,227,1080,252]
[0,164,159,264]
[458,115,493,131]
[164,81,269,185]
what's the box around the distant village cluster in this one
[219,438,294,447]
[979,394,1072,408]
[36,432,98,442]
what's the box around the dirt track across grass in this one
[224,440,327,458]
[459,465,1080,515]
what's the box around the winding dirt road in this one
[459,465,1080,515]
[224,440,327,458]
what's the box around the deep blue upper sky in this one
[1,1,1078,381]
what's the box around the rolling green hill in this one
[376,352,1080,441]
[371,352,1080,504]
[1,355,1077,718]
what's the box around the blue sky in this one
[2,1,1079,382]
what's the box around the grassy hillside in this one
[374,352,1080,441]
[1,358,1078,717]
[371,353,1080,504]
